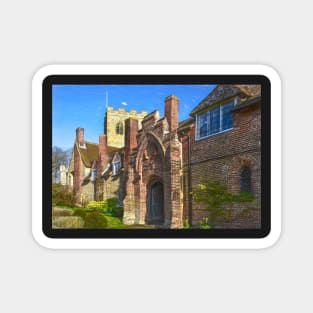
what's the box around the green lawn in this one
[104,215,127,228]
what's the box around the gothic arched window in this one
[240,167,252,193]
[116,122,123,135]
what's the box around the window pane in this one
[240,167,252,193]
[221,101,234,130]
[198,111,208,138]
[209,106,220,134]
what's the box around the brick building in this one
[70,108,147,206]
[70,84,261,228]
[178,85,261,228]
[122,96,183,227]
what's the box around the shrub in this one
[112,206,123,218]
[192,180,254,228]
[84,198,122,217]
[84,211,108,228]
[199,217,212,229]
[183,219,192,229]
[107,198,118,209]
[52,183,76,207]
[86,200,107,212]
[73,208,87,219]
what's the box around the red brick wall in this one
[73,144,82,203]
[190,104,261,228]
[124,118,138,172]
[165,95,179,131]
[76,128,85,147]
[123,95,183,227]
[98,134,108,175]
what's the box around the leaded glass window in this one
[196,99,235,140]
[221,101,234,131]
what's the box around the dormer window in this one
[116,122,123,135]
[91,168,97,181]
[112,160,121,176]
[112,152,122,176]
[196,99,235,140]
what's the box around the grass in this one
[104,215,127,228]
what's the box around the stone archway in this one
[146,180,164,225]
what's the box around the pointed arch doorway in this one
[147,180,164,225]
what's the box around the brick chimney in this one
[125,118,138,150]
[98,134,108,174]
[165,95,179,132]
[74,128,84,204]
[76,127,85,148]
[124,118,138,170]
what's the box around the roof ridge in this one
[84,140,98,145]
[190,85,244,116]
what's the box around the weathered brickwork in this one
[70,85,261,229]
[180,91,262,228]
[71,108,147,205]
[123,96,183,228]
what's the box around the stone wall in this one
[105,107,148,148]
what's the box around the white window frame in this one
[112,160,121,176]
[195,98,236,140]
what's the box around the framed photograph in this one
[32,64,281,249]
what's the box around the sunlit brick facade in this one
[71,85,262,228]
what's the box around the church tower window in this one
[116,122,123,135]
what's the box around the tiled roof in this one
[178,117,194,129]
[78,141,122,168]
[190,85,261,116]
[232,96,261,112]
[190,85,243,116]
[78,141,99,168]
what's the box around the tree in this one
[191,180,254,228]
[52,146,68,183]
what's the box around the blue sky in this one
[52,84,216,150]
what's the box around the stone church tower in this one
[104,107,147,148]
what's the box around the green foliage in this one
[183,219,192,229]
[86,200,107,211]
[111,206,123,218]
[84,211,108,228]
[199,217,212,229]
[86,198,121,215]
[107,198,119,210]
[52,183,76,207]
[73,208,87,219]
[192,180,254,228]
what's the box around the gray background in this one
[0,0,311,312]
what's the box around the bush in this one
[86,200,107,212]
[84,211,108,228]
[86,198,122,215]
[192,180,254,228]
[199,217,212,229]
[73,208,87,219]
[52,183,76,207]
[183,219,192,229]
[107,198,118,210]
[111,206,123,218]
